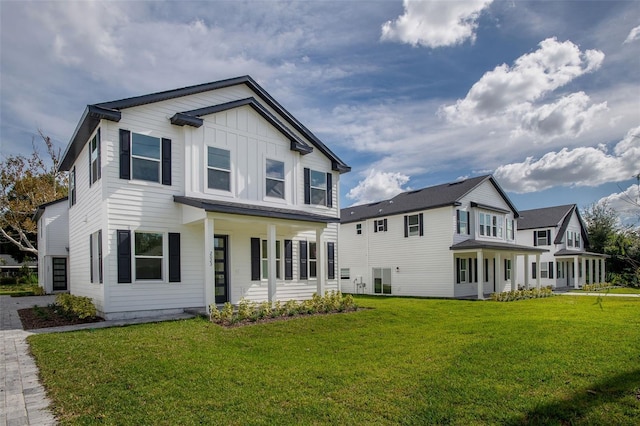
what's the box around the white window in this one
[575,232,581,248]
[89,230,102,284]
[458,210,468,234]
[567,231,574,247]
[407,214,420,236]
[375,219,387,232]
[309,242,317,278]
[373,268,392,294]
[89,131,100,185]
[505,259,511,280]
[69,167,76,207]
[536,230,549,246]
[310,170,327,205]
[540,262,548,278]
[207,147,231,191]
[265,159,285,198]
[340,268,350,280]
[261,240,281,279]
[356,223,362,235]
[134,232,163,280]
[479,213,501,237]
[496,216,504,238]
[457,258,468,283]
[507,219,514,240]
[132,133,161,182]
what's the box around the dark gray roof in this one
[450,239,548,253]
[554,249,608,258]
[341,175,518,223]
[174,196,340,224]
[517,205,575,230]
[60,76,350,173]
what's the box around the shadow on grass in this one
[505,369,640,425]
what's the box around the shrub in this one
[55,294,97,319]
[582,282,614,292]
[491,286,555,302]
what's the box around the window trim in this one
[374,219,387,233]
[261,239,282,280]
[89,128,101,186]
[206,146,232,193]
[134,231,165,282]
[265,158,285,200]
[356,223,362,235]
[405,213,423,237]
[89,230,103,284]
[309,241,317,279]
[69,166,76,207]
[304,168,333,207]
[131,132,162,183]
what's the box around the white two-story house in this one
[516,204,607,288]
[339,175,547,299]
[58,76,350,319]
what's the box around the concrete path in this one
[1,295,196,426]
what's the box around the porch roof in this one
[450,239,548,253]
[174,196,340,224]
[554,249,609,258]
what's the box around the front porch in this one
[554,250,609,289]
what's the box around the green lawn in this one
[29,296,640,425]
[0,282,42,296]
[571,287,640,294]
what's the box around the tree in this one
[581,201,619,254]
[0,131,67,256]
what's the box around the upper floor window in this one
[575,232,580,248]
[132,133,161,182]
[534,230,551,246]
[507,219,514,240]
[69,167,76,206]
[405,213,424,237]
[567,231,574,247]
[304,168,333,207]
[119,129,171,185]
[265,159,284,199]
[457,210,469,235]
[207,147,231,191]
[374,219,387,232]
[356,223,362,235]
[479,212,504,238]
[89,129,101,185]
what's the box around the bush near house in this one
[54,293,97,319]
[491,286,555,302]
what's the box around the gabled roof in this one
[33,197,69,222]
[341,175,518,224]
[59,76,350,173]
[517,204,574,230]
[518,204,590,247]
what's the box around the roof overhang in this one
[450,239,548,253]
[554,249,609,258]
[33,197,69,222]
[174,196,340,224]
[470,202,511,214]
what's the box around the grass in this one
[570,287,640,294]
[0,282,42,296]
[28,296,640,425]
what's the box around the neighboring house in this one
[516,204,607,288]
[0,254,37,278]
[339,175,547,299]
[57,76,350,319]
[34,197,69,293]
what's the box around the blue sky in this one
[1,0,639,223]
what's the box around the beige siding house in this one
[339,175,546,299]
[58,76,349,319]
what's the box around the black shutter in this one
[89,234,94,283]
[119,129,131,180]
[404,216,408,238]
[456,258,460,283]
[546,230,551,245]
[284,240,293,280]
[97,128,101,180]
[304,168,310,204]
[98,230,102,283]
[468,257,474,282]
[419,213,424,236]
[117,230,131,283]
[456,210,461,234]
[532,262,537,279]
[533,231,538,246]
[549,262,554,279]
[504,259,508,280]
[299,240,308,279]
[485,258,489,282]
[71,167,76,205]
[467,212,471,235]
[162,138,171,186]
[474,258,478,283]
[88,139,93,187]
[250,238,260,281]
[168,233,181,282]
[374,220,378,233]
[326,172,332,207]
[327,242,335,279]
[383,218,388,231]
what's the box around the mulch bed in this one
[18,306,103,330]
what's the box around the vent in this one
[448,180,464,186]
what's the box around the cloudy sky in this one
[1,0,639,223]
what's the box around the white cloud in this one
[623,25,640,44]
[440,37,606,141]
[598,184,640,226]
[346,169,411,205]
[381,0,493,48]
[494,125,640,193]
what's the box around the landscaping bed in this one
[18,305,103,330]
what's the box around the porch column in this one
[601,258,606,283]
[581,257,587,286]
[511,253,517,291]
[204,217,215,309]
[495,252,502,293]
[316,227,325,295]
[573,256,579,289]
[267,223,277,304]
[477,249,484,299]
[535,254,541,289]
[595,257,600,283]
[524,254,530,289]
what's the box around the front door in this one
[214,235,229,304]
[52,257,67,291]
